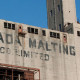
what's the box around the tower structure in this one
[47,0,77,31]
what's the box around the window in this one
[50,32,60,39]
[58,5,60,12]
[50,32,53,37]
[4,22,15,30]
[57,33,60,39]
[59,24,61,31]
[53,32,56,38]
[50,10,53,16]
[8,23,11,29]
[12,24,15,30]
[4,22,7,28]
[28,27,38,34]
[35,29,38,34]
[28,27,31,33]
[77,31,80,36]
[50,32,56,38]
[31,28,34,33]
[42,30,46,36]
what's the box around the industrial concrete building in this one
[0,0,80,80]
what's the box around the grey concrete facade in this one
[0,19,80,80]
[0,0,79,80]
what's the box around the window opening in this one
[8,23,11,29]
[50,32,60,39]
[42,30,46,36]
[4,22,7,28]
[77,31,80,36]
[12,24,15,30]
[35,29,38,34]
[50,32,53,37]
[28,27,31,33]
[58,5,60,12]
[28,27,38,34]
[50,10,53,16]
[31,28,34,33]
[57,33,60,39]
[59,24,61,31]
[53,32,56,38]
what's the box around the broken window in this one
[8,23,11,29]
[4,22,15,30]
[4,22,7,28]
[28,27,31,33]
[53,32,56,38]
[35,29,38,34]
[50,32,56,38]
[50,32,53,37]
[50,32,60,39]
[57,33,60,39]
[12,24,15,30]
[77,31,80,36]
[31,28,34,33]
[42,30,46,36]
[28,27,38,34]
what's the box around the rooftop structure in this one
[47,0,77,31]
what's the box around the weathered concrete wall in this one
[0,20,78,80]
[62,0,77,24]
[47,0,64,31]
[73,23,80,80]
[47,0,77,31]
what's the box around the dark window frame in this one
[53,32,56,38]
[77,31,80,36]
[50,32,53,37]
[31,28,34,33]
[35,29,38,34]
[4,22,15,30]
[28,27,31,33]
[4,22,7,28]
[28,27,38,34]
[42,30,46,36]
[12,24,15,30]
[57,33,60,39]
[8,23,11,29]
[50,32,60,39]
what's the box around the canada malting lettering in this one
[0,32,76,62]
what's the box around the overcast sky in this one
[0,0,80,29]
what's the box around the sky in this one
[0,0,80,29]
